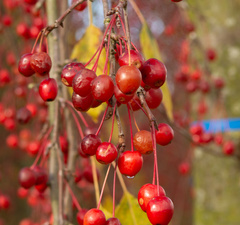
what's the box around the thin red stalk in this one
[39,31,44,53]
[65,181,82,211]
[108,103,117,142]
[95,105,109,136]
[112,160,118,217]
[31,126,53,168]
[84,46,100,67]
[152,160,156,185]
[103,17,116,74]
[77,111,89,128]
[31,31,42,53]
[31,139,48,168]
[151,121,159,195]
[133,98,148,117]
[131,42,139,52]
[92,16,116,72]
[65,104,84,139]
[45,37,49,54]
[119,37,127,52]
[97,164,111,209]
[65,100,89,128]
[118,14,127,38]
[127,104,134,152]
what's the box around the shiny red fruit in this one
[18,53,35,77]
[72,69,96,96]
[72,0,87,11]
[83,208,106,225]
[91,75,114,102]
[105,217,122,225]
[116,65,142,95]
[19,167,36,189]
[138,183,166,212]
[61,62,85,87]
[39,78,58,101]
[114,85,134,104]
[81,134,102,156]
[96,142,118,164]
[129,94,141,111]
[141,58,166,89]
[133,130,153,154]
[155,123,174,146]
[30,52,52,75]
[118,151,143,177]
[145,88,163,109]
[118,50,145,70]
[72,92,93,112]
[146,196,174,225]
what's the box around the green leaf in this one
[115,191,150,225]
[140,23,174,122]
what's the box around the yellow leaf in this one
[70,25,107,121]
[87,103,106,123]
[140,23,174,122]
[71,24,106,75]
[115,191,150,225]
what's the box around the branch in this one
[44,0,88,36]
[137,87,158,130]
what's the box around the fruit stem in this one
[63,101,84,139]
[31,126,53,168]
[151,121,160,196]
[88,0,93,26]
[31,31,43,53]
[92,16,116,72]
[95,105,109,136]
[84,46,100,67]
[108,103,117,142]
[130,105,140,132]
[76,111,89,128]
[97,164,111,209]
[65,181,82,211]
[127,103,134,152]
[91,156,100,206]
[112,159,118,217]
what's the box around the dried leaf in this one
[140,23,174,121]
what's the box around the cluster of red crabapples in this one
[59,39,175,224]
[18,44,58,102]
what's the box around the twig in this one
[44,0,88,36]
[137,87,158,130]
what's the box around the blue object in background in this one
[193,118,240,133]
